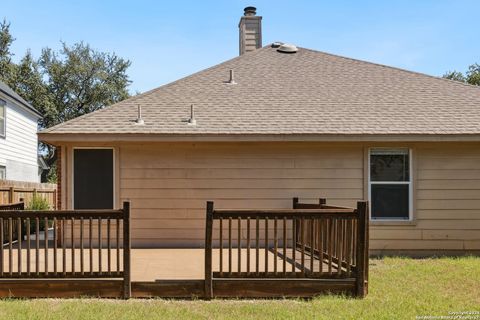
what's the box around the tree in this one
[443,63,480,86]
[0,20,131,181]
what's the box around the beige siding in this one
[119,142,364,247]
[61,141,480,254]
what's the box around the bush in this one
[26,194,51,232]
[26,194,51,211]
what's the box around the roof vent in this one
[227,69,237,84]
[271,42,283,48]
[277,43,298,54]
[181,104,196,125]
[135,105,144,125]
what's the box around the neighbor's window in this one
[0,165,5,180]
[369,148,411,220]
[0,99,5,137]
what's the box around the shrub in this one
[26,194,51,231]
[26,194,51,211]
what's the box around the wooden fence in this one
[0,202,131,298]
[0,180,57,209]
[205,198,369,298]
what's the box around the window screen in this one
[73,149,113,209]
[370,149,410,220]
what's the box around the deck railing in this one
[205,198,369,298]
[0,201,25,245]
[0,202,131,298]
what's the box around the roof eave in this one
[38,132,480,145]
[0,87,42,118]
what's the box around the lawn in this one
[0,257,479,320]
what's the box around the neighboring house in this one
[0,80,43,182]
[39,8,480,255]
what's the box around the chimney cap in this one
[244,6,257,16]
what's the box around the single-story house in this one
[0,80,44,182]
[39,7,480,256]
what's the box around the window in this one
[0,99,5,137]
[0,166,5,180]
[73,148,114,209]
[369,148,411,220]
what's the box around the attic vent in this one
[271,42,283,48]
[277,43,298,54]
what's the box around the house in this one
[0,80,43,182]
[39,7,480,256]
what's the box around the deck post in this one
[8,187,14,204]
[123,201,131,299]
[292,197,299,209]
[319,198,326,207]
[355,201,369,297]
[204,201,214,299]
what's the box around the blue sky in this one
[2,1,478,93]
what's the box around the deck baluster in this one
[71,218,75,275]
[9,218,13,275]
[45,217,49,275]
[108,218,111,275]
[17,217,21,275]
[98,218,102,275]
[264,217,268,275]
[273,217,278,275]
[35,217,39,275]
[53,218,57,275]
[228,217,232,275]
[219,217,223,276]
[237,217,241,274]
[0,218,3,276]
[80,217,84,275]
[283,216,287,275]
[246,217,250,275]
[26,218,30,276]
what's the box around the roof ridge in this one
[300,46,480,90]
[41,46,270,134]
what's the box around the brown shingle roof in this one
[40,45,480,138]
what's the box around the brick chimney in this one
[239,6,262,55]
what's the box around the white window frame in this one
[71,147,115,210]
[0,165,6,180]
[0,99,6,138]
[368,148,413,221]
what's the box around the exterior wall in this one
[0,92,40,182]
[59,141,480,254]
[119,142,363,247]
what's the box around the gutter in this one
[37,132,480,144]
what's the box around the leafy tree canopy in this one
[0,19,132,181]
[443,63,480,86]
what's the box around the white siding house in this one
[0,81,42,182]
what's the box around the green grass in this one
[1,257,479,320]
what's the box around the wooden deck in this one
[0,199,368,298]
[0,247,354,298]
[1,247,341,281]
